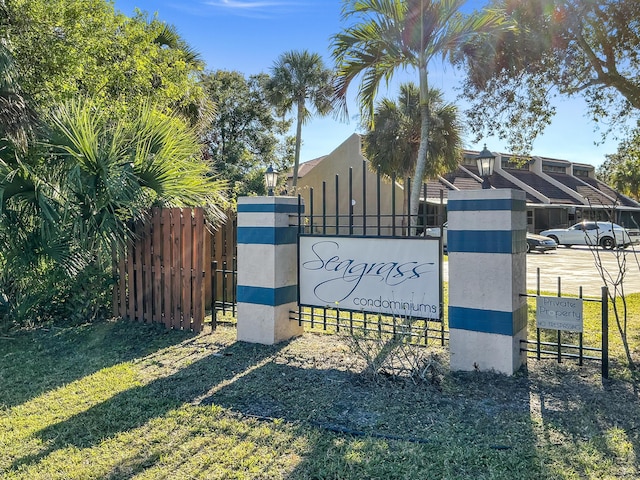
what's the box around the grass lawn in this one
[1,293,639,479]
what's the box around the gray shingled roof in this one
[507,170,582,204]
[578,176,639,207]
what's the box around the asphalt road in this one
[443,246,640,298]
[526,245,640,297]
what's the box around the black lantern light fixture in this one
[264,165,278,196]
[475,144,496,189]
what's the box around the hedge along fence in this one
[113,207,207,332]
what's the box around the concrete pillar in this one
[236,196,303,344]
[448,189,528,375]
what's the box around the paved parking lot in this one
[526,246,640,297]
[443,246,640,298]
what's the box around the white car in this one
[540,221,639,249]
[424,222,447,250]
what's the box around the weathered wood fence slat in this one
[113,207,206,331]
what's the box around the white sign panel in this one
[536,296,583,332]
[299,236,440,319]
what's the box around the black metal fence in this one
[292,165,447,345]
[298,161,445,237]
[210,259,237,327]
[520,268,609,378]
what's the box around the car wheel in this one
[600,237,615,249]
[526,242,531,253]
[548,235,559,245]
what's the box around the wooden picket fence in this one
[113,207,207,331]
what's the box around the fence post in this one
[602,286,609,379]
[236,196,303,344]
[448,189,528,375]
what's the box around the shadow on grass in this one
[5,325,640,479]
[201,361,554,479]
[0,319,195,408]
[525,360,640,477]
[8,337,289,474]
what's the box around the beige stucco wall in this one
[293,134,407,235]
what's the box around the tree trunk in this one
[410,65,430,232]
[291,101,304,191]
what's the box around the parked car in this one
[424,222,555,253]
[424,222,447,247]
[540,221,640,249]
[526,232,557,253]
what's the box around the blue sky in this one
[113,0,621,167]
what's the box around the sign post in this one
[448,189,528,375]
[236,196,303,345]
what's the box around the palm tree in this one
[150,22,215,133]
[364,82,462,181]
[267,50,335,190]
[48,98,228,253]
[0,98,229,325]
[332,0,503,223]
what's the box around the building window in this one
[574,169,590,177]
[501,158,529,170]
[542,164,567,174]
[462,156,476,167]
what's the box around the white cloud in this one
[202,0,308,17]
[206,0,289,8]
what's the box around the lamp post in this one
[475,144,496,189]
[264,165,278,196]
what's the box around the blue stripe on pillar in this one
[448,230,526,254]
[448,198,526,212]
[237,203,302,213]
[449,305,528,335]
[237,285,298,306]
[237,226,297,245]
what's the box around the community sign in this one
[298,236,440,320]
[536,296,583,332]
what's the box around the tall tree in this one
[598,129,640,201]
[266,50,335,190]
[364,83,462,182]
[458,0,640,153]
[0,0,37,151]
[4,0,210,126]
[332,0,504,224]
[202,70,294,198]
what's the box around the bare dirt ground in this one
[198,325,640,455]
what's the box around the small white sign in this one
[299,236,440,319]
[536,296,583,332]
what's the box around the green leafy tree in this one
[598,129,640,201]
[0,45,37,152]
[266,50,335,190]
[364,83,462,181]
[202,70,294,198]
[458,0,640,153]
[332,0,504,224]
[0,0,37,151]
[4,0,210,126]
